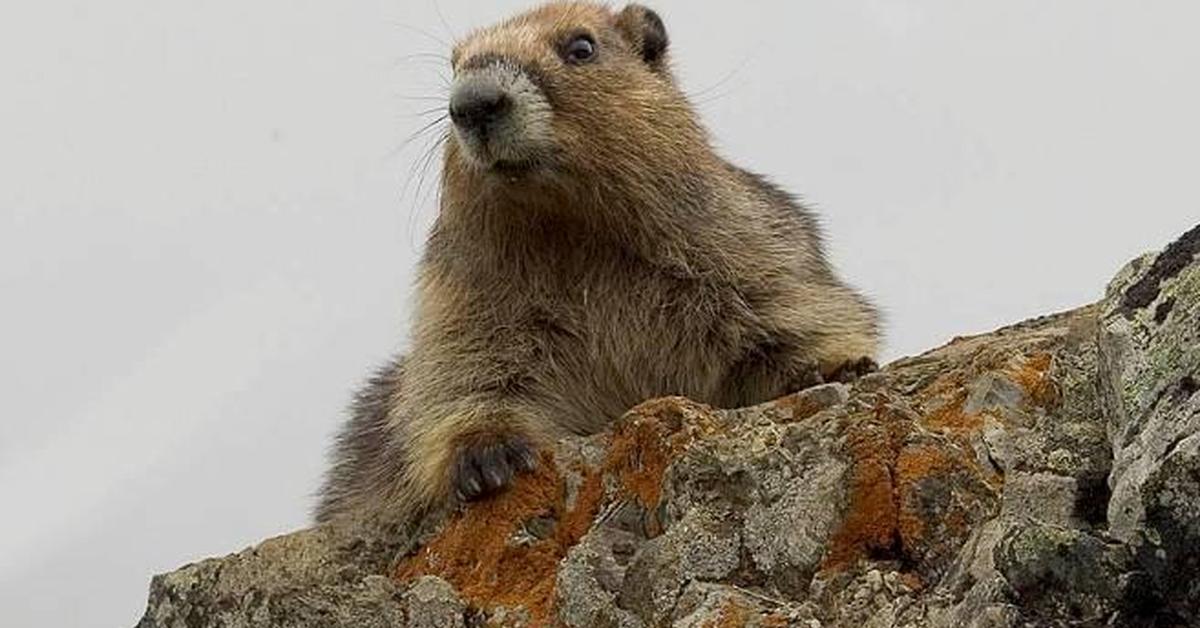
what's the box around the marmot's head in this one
[443,2,704,188]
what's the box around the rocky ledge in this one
[137,225,1200,628]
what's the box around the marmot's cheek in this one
[485,85,552,167]
[448,129,490,170]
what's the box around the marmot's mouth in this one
[489,158,541,176]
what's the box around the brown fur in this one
[316,2,879,523]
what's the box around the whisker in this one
[397,52,451,63]
[401,114,450,150]
[432,0,459,43]
[693,88,738,107]
[384,113,447,165]
[399,126,449,198]
[687,55,752,101]
[402,131,450,252]
[410,105,449,119]
[390,21,451,49]
[397,95,449,103]
[413,133,449,209]
[394,56,453,71]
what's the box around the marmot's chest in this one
[528,254,760,399]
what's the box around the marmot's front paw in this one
[824,356,879,383]
[451,431,538,502]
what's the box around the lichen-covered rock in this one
[136,225,1200,628]
[134,525,412,628]
[403,576,468,628]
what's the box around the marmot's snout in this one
[449,77,512,140]
[448,60,552,173]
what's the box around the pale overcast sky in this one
[1,2,1197,626]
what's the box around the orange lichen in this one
[821,404,909,570]
[823,401,998,576]
[394,398,720,625]
[394,452,603,627]
[919,389,1003,490]
[760,612,790,628]
[558,468,605,542]
[773,392,830,422]
[604,397,719,512]
[1008,352,1058,408]
[920,370,971,400]
[900,572,925,592]
[921,391,982,435]
[704,598,750,628]
[894,444,966,551]
[605,414,675,510]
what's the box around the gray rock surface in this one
[137,225,1200,627]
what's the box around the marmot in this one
[316,1,879,523]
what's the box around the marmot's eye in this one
[562,35,596,64]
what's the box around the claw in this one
[826,356,879,383]
[451,432,537,502]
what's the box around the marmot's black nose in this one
[449,79,512,135]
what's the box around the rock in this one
[134,526,412,628]
[136,225,1200,628]
[403,576,468,628]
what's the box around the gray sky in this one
[1,1,1197,626]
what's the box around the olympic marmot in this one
[316,1,880,523]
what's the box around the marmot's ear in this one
[616,4,669,70]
